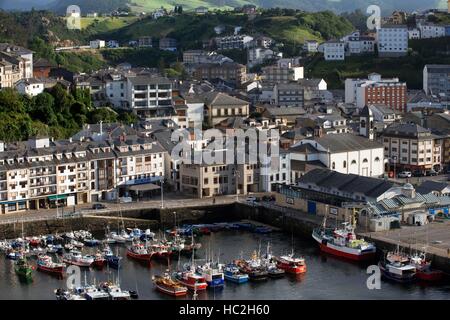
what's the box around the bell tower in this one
[359,105,374,140]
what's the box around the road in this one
[388,173,450,185]
[0,193,270,225]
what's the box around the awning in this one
[48,194,68,201]
[129,183,160,192]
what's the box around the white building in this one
[290,133,385,177]
[418,23,446,39]
[303,40,319,53]
[215,35,254,50]
[90,40,106,49]
[377,25,408,57]
[15,78,44,97]
[346,36,375,55]
[323,41,345,61]
[247,47,281,68]
[107,40,120,48]
[408,28,421,39]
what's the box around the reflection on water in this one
[0,230,449,300]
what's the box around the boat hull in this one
[313,233,376,261]
[224,274,248,284]
[126,250,153,261]
[416,270,444,282]
[155,285,187,297]
[37,264,64,275]
[277,263,307,274]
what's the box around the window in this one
[343,161,347,168]
[332,162,335,169]
[374,157,380,162]
[363,159,368,163]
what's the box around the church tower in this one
[359,105,374,140]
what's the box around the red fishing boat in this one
[410,253,444,282]
[93,252,106,268]
[275,253,307,274]
[126,242,153,261]
[174,270,208,291]
[37,254,65,275]
[151,243,172,259]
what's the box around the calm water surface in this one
[0,230,449,300]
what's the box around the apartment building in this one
[382,122,442,173]
[303,40,319,53]
[418,23,446,39]
[423,64,450,97]
[215,35,254,50]
[346,36,375,55]
[0,43,33,79]
[126,75,173,117]
[193,62,246,87]
[345,73,407,112]
[159,38,177,51]
[15,78,45,97]
[273,83,304,107]
[138,36,153,48]
[261,60,304,86]
[202,91,249,126]
[0,59,23,89]
[0,134,167,214]
[408,28,421,39]
[323,41,345,61]
[377,25,408,57]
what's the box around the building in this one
[345,73,407,112]
[418,23,446,39]
[387,11,407,25]
[194,6,208,14]
[159,38,177,51]
[303,40,319,53]
[377,25,408,57]
[15,78,45,97]
[382,122,442,174]
[89,40,106,49]
[290,133,385,177]
[408,28,421,39]
[298,78,328,101]
[0,59,23,89]
[33,58,55,78]
[416,180,450,196]
[275,169,396,221]
[247,48,280,68]
[0,133,167,214]
[202,92,249,126]
[126,75,173,117]
[273,83,304,107]
[423,64,450,97]
[138,36,153,48]
[360,183,450,230]
[193,62,246,87]
[261,60,304,86]
[107,40,120,48]
[0,43,33,79]
[323,41,345,61]
[215,35,254,50]
[345,36,375,55]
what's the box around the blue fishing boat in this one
[223,264,249,284]
[196,262,224,289]
[103,246,122,269]
[84,238,100,247]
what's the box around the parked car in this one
[412,170,424,177]
[119,196,132,203]
[92,203,106,210]
[425,169,438,176]
[246,196,257,203]
[398,171,412,178]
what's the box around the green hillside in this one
[99,10,354,50]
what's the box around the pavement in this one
[360,219,450,258]
[389,173,450,185]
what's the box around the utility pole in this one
[160,179,164,209]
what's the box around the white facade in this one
[408,28,421,39]
[215,35,254,50]
[90,40,106,49]
[291,137,385,177]
[323,41,345,61]
[303,40,318,53]
[418,24,446,39]
[377,26,408,57]
[105,75,127,107]
[15,79,44,97]
[107,40,120,48]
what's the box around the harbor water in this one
[0,229,449,300]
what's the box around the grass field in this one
[80,17,139,31]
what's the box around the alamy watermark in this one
[66,5,81,30]
[66,265,81,289]
[366,5,381,30]
[366,265,381,290]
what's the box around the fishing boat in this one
[151,243,172,260]
[409,252,444,282]
[312,220,376,261]
[93,252,107,268]
[261,243,285,278]
[83,285,111,300]
[63,250,94,267]
[103,246,122,269]
[223,264,249,284]
[99,282,132,300]
[28,237,41,247]
[37,254,65,275]
[275,254,307,274]
[174,269,208,291]
[6,249,23,260]
[140,229,156,241]
[15,256,33,280]
[84,238,100,247]
[55,288,86,300]
[379,251,416,283]
[153,274,188,297]
[126,241,154,261]
[196,262,225,289]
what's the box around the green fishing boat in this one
[15,257,33,281]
